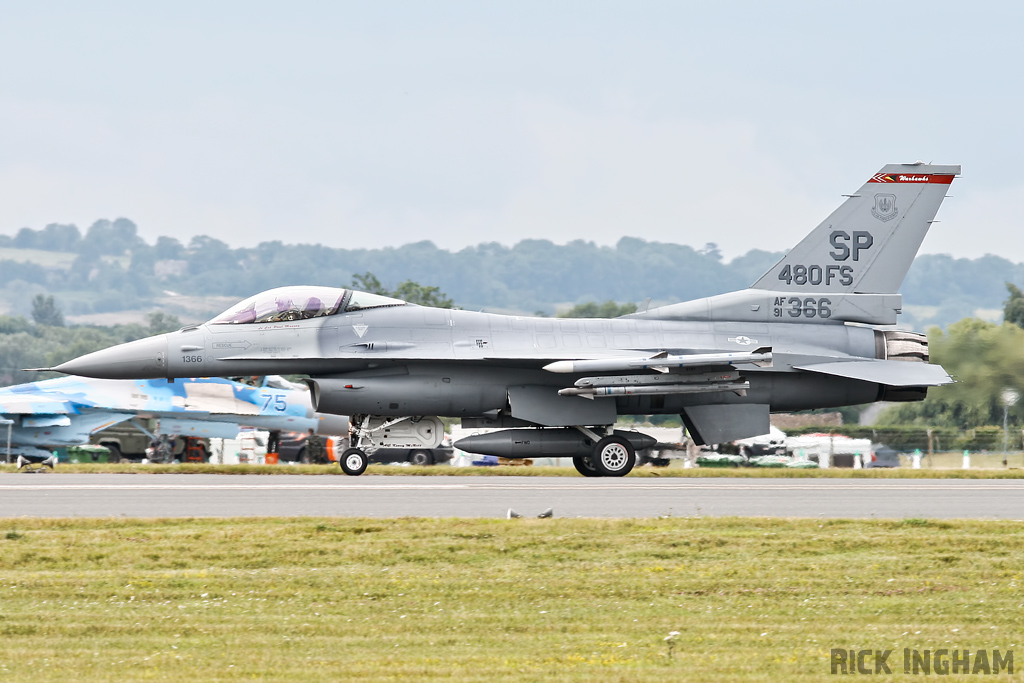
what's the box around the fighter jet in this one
[50,163,958,477]
[0,375,349,461]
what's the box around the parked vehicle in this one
[785,433,874,467]
[632,427,687,467]
[276,431,453,465]
[277,431,333,463]
[373,444,453,466]
[734,426,788,456]
[91,421,209,462]
[864,444,901,468]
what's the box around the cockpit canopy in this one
[209,286,406,325]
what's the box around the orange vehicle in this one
[182,437,208,462]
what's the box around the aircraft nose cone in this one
[52,334,170,379]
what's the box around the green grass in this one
[5,462,1024,478]
[0,517,1020,681]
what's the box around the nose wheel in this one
[340,448,368,476]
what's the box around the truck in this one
[90,420,209,463]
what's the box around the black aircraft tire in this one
[592,436,636,477]
[102,443,123,464]
[572,455,601,477]
[340,448,369,476]
[408,450,433,466]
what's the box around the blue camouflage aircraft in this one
[0,374,349,458]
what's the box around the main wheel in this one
[572,454,601,477]
[101,442,122,464]
[340,448,369,476]
[592,436,635,477]
[408,450,433,466]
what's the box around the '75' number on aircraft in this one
[262,394,288,412]
[772,296,831,319]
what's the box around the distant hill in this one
[0,218,1018,329]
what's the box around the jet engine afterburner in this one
[881,330,930,362]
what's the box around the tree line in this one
[5,276,1024,435]
[877,285,1024,429]
[4,218,1024,326]
[0,311,182,386]
[6,218,1024,432]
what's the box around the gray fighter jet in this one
[50,163,958,477]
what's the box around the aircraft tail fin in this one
[751,163,959,294]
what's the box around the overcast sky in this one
[1,1,1021,259]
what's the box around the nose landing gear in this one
[340,414,445,476]
[339,448,369,476]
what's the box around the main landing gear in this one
[572,429,636,478]
[455,424,649,478]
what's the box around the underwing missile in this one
[542,347,772,374]
[574,370,740,388]
[558,381,749,398]
[453,428,656,458]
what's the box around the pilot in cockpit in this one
[274,296,297,321]
[302,297,324,319]
[208,286,405,326]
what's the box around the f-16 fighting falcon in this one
[49,163,958,477]
[0,375,349,461]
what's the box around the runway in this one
[1,474,1023,518]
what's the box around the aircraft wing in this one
[794,359,953,387]
[0,393,80,415]
[181,381,260,416]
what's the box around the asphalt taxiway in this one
[0,474,1022,519]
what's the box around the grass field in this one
[0,517,1019,681]
[5,461,1024,478]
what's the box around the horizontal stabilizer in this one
[795,360,952,387]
